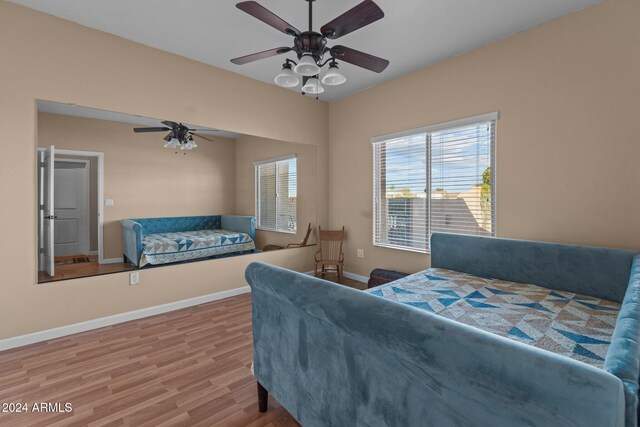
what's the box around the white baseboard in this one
[101,257,124,264]
[0,286,251,352]
[304,270,368,283]
[343,272,369,283]
[89,250,99,256]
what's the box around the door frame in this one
[55,158,91,255]
[37,148,105,264]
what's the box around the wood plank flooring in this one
[38,261,136,284]
[3,274,366,426]
[0,294,300,426]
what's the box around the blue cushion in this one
[132,215,221,235]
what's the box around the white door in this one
[38,151,44,271]
[42,146,55,276]
[54,160,89,256]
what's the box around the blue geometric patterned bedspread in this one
[366,268,620,368]
[140,229,255,266]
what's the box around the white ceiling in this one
[15,0,601,101]
[38,100,244,139]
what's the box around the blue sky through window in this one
[385,122,492,195]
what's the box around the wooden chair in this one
[314,226,345,283]
[262,223,312,252]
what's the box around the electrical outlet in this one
[357,249,364,258]
[105,199,114,206]
[129,272,139,285]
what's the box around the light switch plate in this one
[357,249,364,258]
[105,199,114,206]
[130,272,139,285]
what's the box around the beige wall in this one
[3,0,639,341]
[235,135,317,249]
[328,0,640,277]
[38,112,237,259]
[0,1,328,340]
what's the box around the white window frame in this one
[254,154,297,234]
[372,112,498,253]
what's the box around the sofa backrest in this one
[431,233,637,303]
[133,215,221,235]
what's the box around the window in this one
[255,155,297,233]
[373,113,496,253]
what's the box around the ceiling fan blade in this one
[330,45,389,73]
[133,127,171,133]
[236,1,300,36]
[321,0,384,39]
[191,133,216,143]
[161,120,179,128]
[231,47,292,65]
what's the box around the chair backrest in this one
[300,223,312,246]
[318,226,345,261]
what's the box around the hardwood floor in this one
[0,294,300,426]
[38,261,137,284]
[4,273,368,426]
[322,275,367,290]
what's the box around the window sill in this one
[256,227,297,235]
[373,243,430,255]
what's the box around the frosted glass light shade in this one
[164,138,180,149]
[294,55,321,76]
[322,65,347,86]
[274,67,299,87]
[302,77,324,95]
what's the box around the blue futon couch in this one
[121,215,256,267]
[245,233,640,427]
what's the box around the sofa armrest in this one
[120,219,142,267]
[221,215,256,240]
[605,254,640,427]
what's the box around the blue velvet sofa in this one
[245,233,640,427]
[121,215,256,267]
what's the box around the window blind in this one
[373,115,496,253]
[430,122,495,243]
[373,133,429,252]
[255,155,297,233]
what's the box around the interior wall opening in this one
[35,100,318,283]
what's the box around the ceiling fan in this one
[231,0,389,96]
[133,121,216,151]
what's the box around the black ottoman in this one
[367,268,409,289]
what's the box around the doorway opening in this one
[37,147,105,282]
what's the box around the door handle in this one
[45,215,58,220]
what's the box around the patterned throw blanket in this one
[140,229,255,266]
[366,268,620,367]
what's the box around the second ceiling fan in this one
[231,0,389,96]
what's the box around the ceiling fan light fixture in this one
[321,62,347,86]
[274,63,300,87]
[184,136,198,150]
[294,54,321,76]
[302,77,324,95]
[164,137,181,149]
[231,0,389,98]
